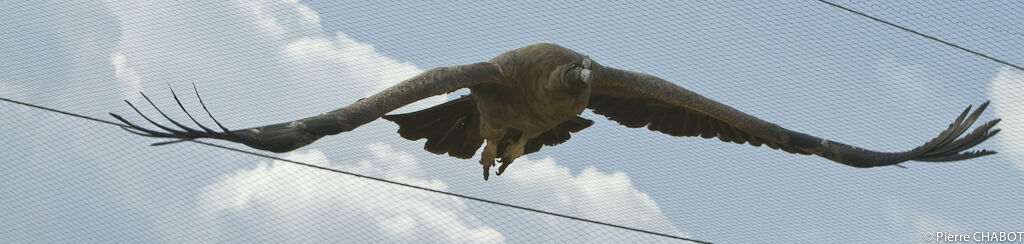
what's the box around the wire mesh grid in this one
[2,0,1022,242]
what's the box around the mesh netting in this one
[2,1,1022,242]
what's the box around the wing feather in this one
[112,62,503,152]
[589,64,999,167]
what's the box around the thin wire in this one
[817,0,1024,71]
[0,96,710,244]
[844,0,1024,38]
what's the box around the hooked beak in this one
[579,55,593,86]
[579,69,592,86]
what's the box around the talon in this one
[497,161,511,175]
[496,166,505,176]
[482,163,491,181]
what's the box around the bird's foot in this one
[480,141,498,181]
[480,157,516,180]
[480,157,495,181]
[482,162,492,181]
[496,158,515,176]
[497,136,526,177]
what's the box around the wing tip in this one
[826,101,1000,167]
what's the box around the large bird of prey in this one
[112,43,1001,180]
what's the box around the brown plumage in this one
[112,43,1001,180]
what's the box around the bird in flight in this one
[112,43,1001,180]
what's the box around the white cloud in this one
[111,52,142,100]
[195,147,503,243]
[886,200,961,242]
[233,0,322,38]
[876,58,934,105]
[497,157,690,239]
[987,67,1024,175]
[105,0,446,121]
[191,145,689,242]
[280,34,447,113]
[98,0,687,241]
[99,1,476,241]
[0,82,24,100]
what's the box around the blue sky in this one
[2,1,1022,243]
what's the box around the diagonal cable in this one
[0,96,710,244]
[817,0,1024,71]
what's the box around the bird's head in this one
[561,55,593,91]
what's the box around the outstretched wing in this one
[111,62,503,153]
[588,63,1000,167]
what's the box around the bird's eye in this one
[565,63,580,74]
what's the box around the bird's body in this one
[475,44,590,133]
[400,43,595,178]
[113,43,1001,181]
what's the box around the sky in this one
[1,0,1022,243]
